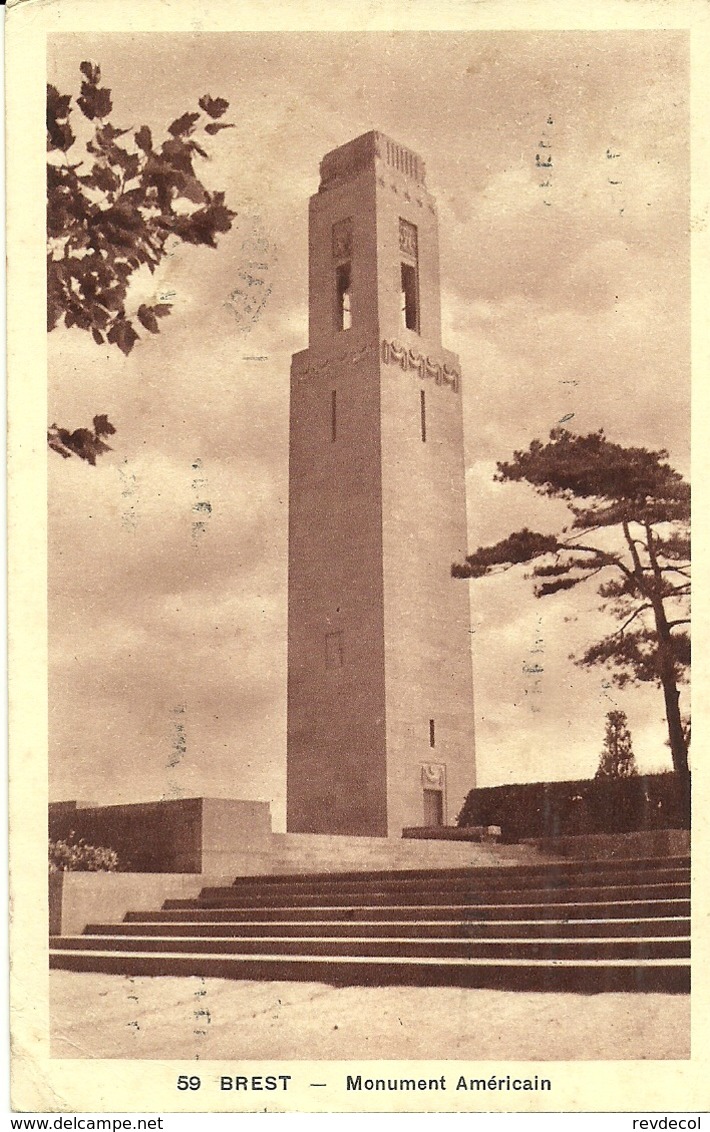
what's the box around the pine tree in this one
[454,428,690,812]
[596,710,638,778]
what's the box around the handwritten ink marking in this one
[525,616,544,713]
[536,114,554,206]
[605,146,626,212]
[162,780,185,800]
[193,978,210,1053]
[559,377,578,422]
[168,719,187,769]
[601,677,619,707]
[125,976,140,1038]
[162,704,187,800]
[191,458,211,545]
[169,704,187,769]
[225,214,275,333]
[118,459,139,531]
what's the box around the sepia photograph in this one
[8,1,707,1114]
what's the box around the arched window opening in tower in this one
[336,262,352,330]
[401,261,419,332]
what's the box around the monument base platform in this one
[49,796,558,877]
[49,799,689,991]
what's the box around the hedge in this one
[457,772,689,842]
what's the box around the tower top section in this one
[319,131,427,194]
[304,130,445,351]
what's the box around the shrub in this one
[49,832,119,872]
[457,772,689,841]
[596,710,638,778]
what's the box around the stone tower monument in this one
[287,131,475,837]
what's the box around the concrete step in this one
[226,856,690,888]
[48,947,690,992]
[127,897,690,922]
[218,869,690,901]
[51,855,688,993]
[88,915,690,940]
[173,880,690,910]
[52,933,690,961]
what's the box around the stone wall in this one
[49,798,272,873]
[524,829,690,861]
[49,871,229,936]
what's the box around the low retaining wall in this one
[49,798,272,873]
[49,871,234,936]
[523,829,690,860]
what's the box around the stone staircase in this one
[50,854,690,992]
[261,832,557,874]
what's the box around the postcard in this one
[7,0,710,1115]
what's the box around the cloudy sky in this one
[48,31,689,826]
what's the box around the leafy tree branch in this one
[48,63,237,461]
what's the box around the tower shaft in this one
[287,132,475,836]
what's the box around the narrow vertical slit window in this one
[325,631,344,669]
[336,262,352,331]
[429,719,435,748]
[331,390,337,442]
[420,389,427,443]
[401,262,419,332]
